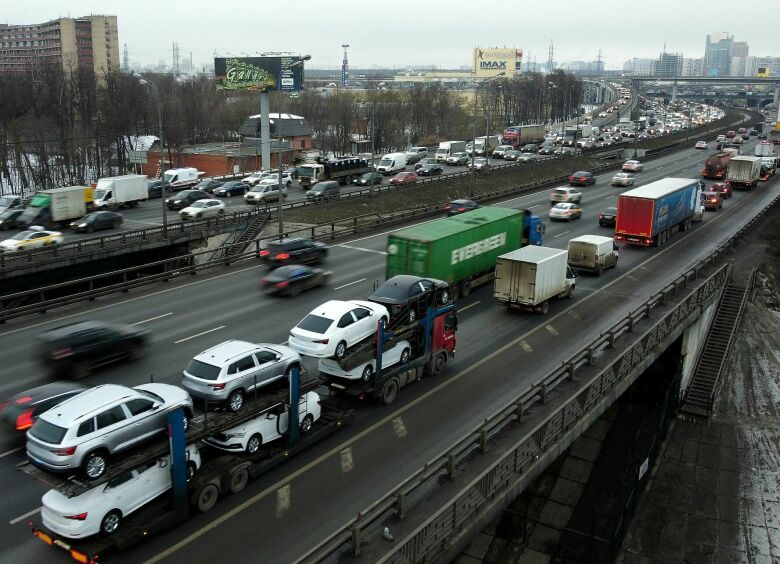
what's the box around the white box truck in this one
[726,156,762,189]
[435,141,466,162]
[754,141,774,157]
[493,246,576,314]
[17,186,93,228]
[93,175,148,209]
[470,136,501,157]
[567,235,619,275]
[375,152,407,175]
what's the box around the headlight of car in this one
[79,223,87,227]
[223,432,246,439]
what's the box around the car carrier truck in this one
[385,207,544,300]
[21,368,351,563]
[614,178,700,247]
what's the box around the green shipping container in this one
[386,207,524,284]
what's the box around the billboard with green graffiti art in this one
[214,56,304,91]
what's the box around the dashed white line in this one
[276,485,291,519]
[0,446,23,459]
[132,312,173,325]
[545,324,560,336]
[174,325,226,344]
[9,506,41,525]
[553,230,571,238]
[458,301,481,313]
[340,447,354,473]
[334,278,366,290]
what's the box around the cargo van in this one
[567,235,618,275]
[162,168,202,189]
[375,153,407,175]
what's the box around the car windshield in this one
[0,196,15,207]
[190,201,208,208]
[10,230,35,240]
[185,359,221,381]
[297,314,333,334]
[29,419,67,445]
[297,168,315,177]
[604,208,617,214]
[553,204,568,210]
[373,281,412,301]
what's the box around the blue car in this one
[214,181,249,197]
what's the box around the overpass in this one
[623,76,780,106]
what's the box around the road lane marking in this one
[337,244,387,255]
[527,204,540,209]
[340,447,354,473]
[173,326,226,344]
[142,171,774,564]
[545,324,559,336]
[10,506,40,525]
[605,195,616,199]
[276,485,291,519]
[392,417,408,439]
[519,340,534,353]
[334,278,366,291]
[0,264,265,339]
[0,446,22,459]
[553,231,571,238]
[132,312,173,325]
[458,301,481,313]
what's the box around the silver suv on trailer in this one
[181,340,300,412]
[26,383,193,480]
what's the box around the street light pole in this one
[470,72,504,197]
[135,73,167,236]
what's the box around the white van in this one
[375,153,407,175]
[163,167,202,189]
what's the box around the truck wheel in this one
[196,483,220,512]
[534,301,549,315]
[460,281,471,298]
[432,352,446,375]
[596,265,603,276]
[380,379,399,405]
[229,467,249,494]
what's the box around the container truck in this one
[93,174,148,209]
[614,178,700,247]
[22,368,352,563]
[754,141,774,157]
[701,152,734,179]
[493,246,576,315]
[567,235,619,275]
[16,186,94,228]
[502,125,545,148]
[298,156,371,187]
[726,156,761,189]
[469,135,501,157]
[385,207,545,299]
[435,141,467,162]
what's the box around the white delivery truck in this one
[567,235,619,275]
[163,167,202,189]
[726,156,762,189]
[754,141,774,157]
[470,136,501,157]
[494,246,576,314]
[16,186,93,228]
[93,175,148,209]
[435,141,467,162]
[375,152,407,175]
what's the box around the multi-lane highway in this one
[0,134,774,563]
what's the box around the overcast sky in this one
[4,1,778,70]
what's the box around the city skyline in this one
[2,0,778,73]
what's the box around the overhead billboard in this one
[473,48,523,77]
[214,56,305,91]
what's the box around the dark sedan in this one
[710,182,732,199]
[353,172,383,186]
[444,199,480,216]
[0,382,86,436]
[166,189,210,210]
[503,150,522,161]
[147,180,171,198]
[417,164,443,176]
[538,145,556,155]
[214,181,250,197]
[194,179,225,193]
[258,237,328,267]
[599,207,617,227]
[261,265,331,296]
[568,171,596,186]
[38,320,148,377]
[69,211,123,233]
[368,275,451,323]
[0,208,24,230]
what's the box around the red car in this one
[389,172,418,185]
[710,182,732,199]
[568,171,596,186]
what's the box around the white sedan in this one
[205,391,321,454]
[319,340,411,381]
[179,199,226,220]
[41,445,201,539]
[289,299,389,359]
[549,203,583,221]
[0,227,64,252]
[622,160,644,172]
[243,171,270,186]
[611,173,635,187]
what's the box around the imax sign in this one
[479,61,507,70]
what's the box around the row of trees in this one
[0,65,583,195]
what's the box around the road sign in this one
[128,150,148,164]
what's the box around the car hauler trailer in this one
[22,368,351,563]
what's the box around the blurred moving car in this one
[503,150,521,161]
[0,227,64,252]
[446,152,469,166]
[70,211,124,233]
[414,157,437,171]
[166,189,209,210]
[389,172,418,185]
[611,173,635,187]
[467,157,492,172]
[261,265,331,296]
[516,153,538,163]
[353,172,383,186]
[244,184,287,204]
[444,199,480,216]
[193,179,225,193]
[568,171,596,186]
[179,199,226,220]
[0,382,86,436]
[417,163,443,176]
[550,187,582,204]
[709,182,732,199]
[214,181,250,197]
[700,191,723,211]
[549,202,583,221]
[0,208,25,230]
[38,320,148,377]
[146,180,170,198]
[622,160,644,172]
[258,237,328,266]
[305,181,340,202]
[599,207,617,227]
[695,140,708,150]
